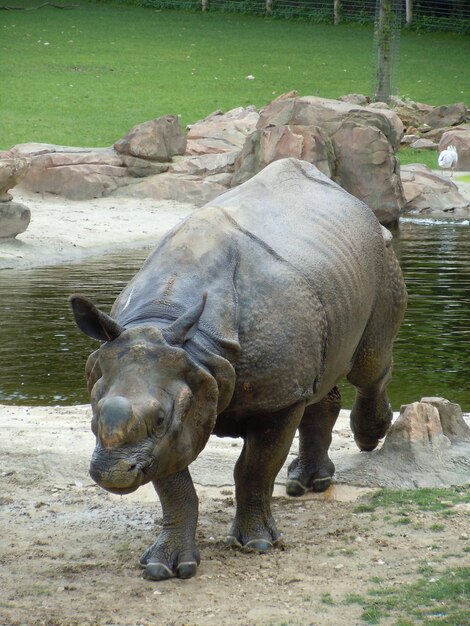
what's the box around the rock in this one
[0,201,31,238]
[401,134,419,145]
[420,397,470,442]
[114,171,227,205]
[331,122,404,226]
[186,106,259,155]
[418,127,452,143]
[381,402,451,454]
[271,90,299,102]
[339,93,370,106]
[11,144,169,200]
[409,138,438,150]
[231,125,333,187]
[114,115,186,162]
[422,103,469,130]
[391,105,421,132]
[400,164,469,213]
[368,101,389,109]
[439,127,470,170]
[169,151,238,177]
[233,95,405,224]
[0,157,30,201]
[258,96,404,151]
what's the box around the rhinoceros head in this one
[69,293,218,495]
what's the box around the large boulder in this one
[235,95,405,225]
[421,103,469,130]
[231,124,333,187]
[420,397,470,443]
[114,171,227,205]
[400,164,470,213]
[169,151,238,177]
[12,144,169,200]
[0,201,31,239]
[0,156,30,201]
[186,106,259,155]
[439,127,470,170]
[114,115,186,161]
[380,402,451,456]
[257,95,404,150]
[331,122,404,225]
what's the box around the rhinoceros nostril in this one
[128,463,137,472]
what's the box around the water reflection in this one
[0,220,469,409]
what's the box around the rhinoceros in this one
[70,158,407,581]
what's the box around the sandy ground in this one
[1,186,469,625]
[0,189,194,268]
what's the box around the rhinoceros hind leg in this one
[228,403,304,550]
[141,469,200,580]
[348,346,394,451]
[286,388,340,497]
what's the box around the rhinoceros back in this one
[114,158,388,412]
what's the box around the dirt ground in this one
[1,404,469,626]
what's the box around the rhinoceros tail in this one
[69,293,125,342]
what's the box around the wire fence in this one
[137,0,470,34]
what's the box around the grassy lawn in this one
[1,1,469,151]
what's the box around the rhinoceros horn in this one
[162,292,207,346]
[69,294,125,342]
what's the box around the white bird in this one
[438,145,458,177]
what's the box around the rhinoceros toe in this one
[145,562,173,581]
[286,457,335,496]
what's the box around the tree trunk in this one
[334,0,342,25]
[202,0,208,11]
[374,0,393,104]
[405,0,413,27]
[266,0,272,16]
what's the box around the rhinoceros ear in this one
[69,294,125,342]
[162,292,207,346]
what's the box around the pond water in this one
[0,218,469,410]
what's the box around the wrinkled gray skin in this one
[70,158,407,581]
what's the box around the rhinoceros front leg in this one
[227,402,304,552]
[140,468,200,581]
[286,387,341,496]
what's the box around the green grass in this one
[397,148,440,169]
[347,567,470,625]
[354,486,470,514]
[1,1,469,150]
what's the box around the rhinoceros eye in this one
[153,406,167,437]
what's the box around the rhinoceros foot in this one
[350,400,393,452]
[226,513,282,553]
[140,538,200,581]
[285,457,335,497]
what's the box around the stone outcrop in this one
[0,156,30,201]
[400,164,470,213]
[231,124,333,187]
[186,106,259,155]
[12,144,169,200]
[114,115,186,161]
[233,95,405,225]
[0,155,31,238]
[381,402,451,454]
[334,398,470,488]
[0,202,31,239]
[439,127,470,170]
[7,95,469,219]
[420,397,470,442]
[422,102,469,130]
